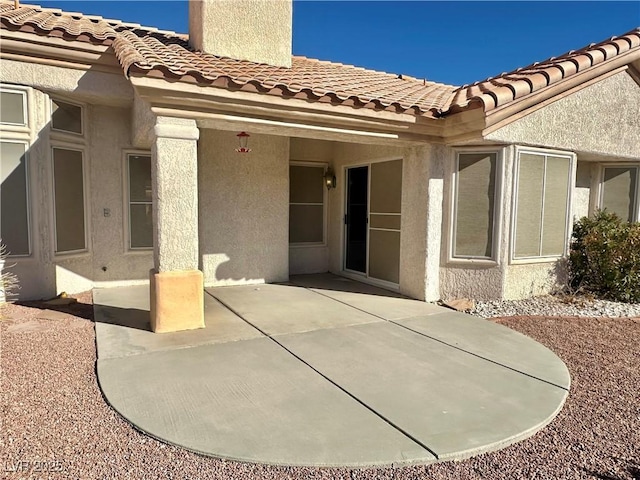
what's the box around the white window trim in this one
[0,86,29,129]
[0,139,32,257]
[289,160,328,248]
[49,97,85,138]
[50,143,90,257]
[510,146,576,264]
[124,150,153,252]
[447,147,504,266]
[597,163,640,222]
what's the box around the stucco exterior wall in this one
[573,160,593,221]
[3,84,153,300]
[198,129,289,286]
[288,137,333,275]
[486,72,640,159]
[503,262,567,300]
[189,0,292,68]
[0,59,133,107]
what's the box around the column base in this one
[149,269,205,333]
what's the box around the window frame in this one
[510,147,576,264]
[0,139,32,257]
[0,86,28,128]
[597,163,640,222]
[288,161,328,248]
[448,147,504,265]
[124,150,154,252]
[50,97,85,137]
[50,144,90,256]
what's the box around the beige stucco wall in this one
[189,0,292,68]
[1,76,152,299]
[0,59,133,107]
[198,129,289,286]
[288,137,332,275]
[486,71,640,159]
[573,160,593,221]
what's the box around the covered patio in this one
[93,274,569,467]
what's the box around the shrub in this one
[569,210,640,303]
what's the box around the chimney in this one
[189,0,292,68]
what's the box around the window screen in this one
[51,100,82,134]
[454,153,497,258]
[514,152,571,258]
[53,148,86,252]
[1,90,26,125]
[289,165,325,244]
[1,141,30,255]
[128,155,153,248]
[368,159,402,284]
[601,167,638,222]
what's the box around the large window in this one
[513,151,573,259]
[1,141,30,256]
[127,154,153,249]
[52,147,86,253]
[452,152,499,260]
[289,164,325,245]
[600,166,639,222]
[1,86,30,257]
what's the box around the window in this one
[452,152,499,260]
[51,99,82,135]
[289,164,325,244]
[127,154,153,249]
[52,147,86,253]
[513,151,573,259]
[0,89,27,126]
[600,166,639,222]
[1,141,30,256]
[1,85,30,257]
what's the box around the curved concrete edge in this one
[95,362,438,468]
[97,364,568,468]
[436,389,569,462]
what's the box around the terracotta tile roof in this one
[2,1,639,119]
[448,27,640,113]
[0,0,454,116]
[113,30,455,115]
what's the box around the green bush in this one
[569,210,640,303]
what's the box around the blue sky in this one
[35,1,640,85]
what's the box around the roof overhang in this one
[130,75,450,145]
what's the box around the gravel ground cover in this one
[1,293,638,479]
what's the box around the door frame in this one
[341,157,403,291]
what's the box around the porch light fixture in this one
[324,167,336,190]
[235,131,251,153]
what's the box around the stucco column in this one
[149,117,204,333]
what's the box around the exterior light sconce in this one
[324,167,337,190]
[235,131,251,153]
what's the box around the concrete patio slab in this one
[276,321,568,459]
[397,311,571,389]
[287,273,405,297]
[287,275,447,321]
[94,286,261,359]
[94,277,570,467]
[98,337,435,466]
[207,284,380,335]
